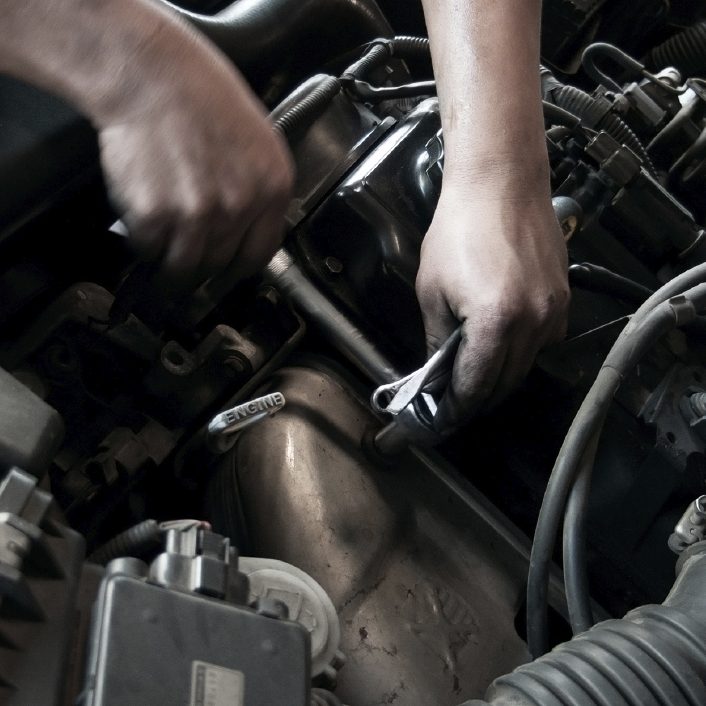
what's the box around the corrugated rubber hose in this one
[459,544,706,705]
[646,22,706,79]
[551,84,657,174]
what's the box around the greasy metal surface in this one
[232,364,530,705]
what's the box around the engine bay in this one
[4,1,706,704]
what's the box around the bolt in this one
[224,355,246,374]
[324,256,343,274]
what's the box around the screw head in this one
[324,256,343,274]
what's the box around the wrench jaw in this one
[370,384,398,415]
[372,398,444,456]
[370,390,445,457]
[369,327,461,454]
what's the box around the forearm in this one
[420,0,548,197]
[0,0,236,126]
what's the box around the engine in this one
[3,1,706,704]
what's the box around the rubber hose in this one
[527,280,706,657]
[391,35,430,55]
[552,85,656,174]
[562,428,602,635]
[568,263,654,305]
[272,75,342,137]
[560,275,706,639]
[341,35,430,82]
[617,262,706,333]
[159,0,392,95]
[461,547,706,706]
[341,43,390,81]
[528,311,669,656]
[646,22,706,78]
[89,519,162,565]
[563,283,706,630]
[543,102,582,129]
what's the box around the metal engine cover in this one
[208,362,532,705]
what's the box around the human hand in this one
[415,183,569,431]
[96,19,294,282]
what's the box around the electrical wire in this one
[527,264,706,657]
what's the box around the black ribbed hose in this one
[272,75,342,137]
[341,36,430,82]
[270,36,431,137]
[460,545,706,706]
[341,43,390,82]
[646,22,706,78]
[551,85,656,174]
[389,36,430,55]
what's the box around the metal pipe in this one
[264,249,400,385]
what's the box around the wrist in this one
[441,149,552,203]
[82,9,205,126]
[11,0,218,128]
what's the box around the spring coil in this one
[273,76,342,137]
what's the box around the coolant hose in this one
[646,22,706,79]
[461,545,706,706]
[550,84,656,174]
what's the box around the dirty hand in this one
[98,22,293,281]
[0,0,294,282]
[415,180,569,431]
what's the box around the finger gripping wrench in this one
[370,327,462,417]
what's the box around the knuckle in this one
[532,283,571,325]
[127,191,166,226]
[126,205,171,250]
[472,300,520,335]
[415,268,436,304]
[414,271,429,299]
[221,188,251,219]
[180,190,220,225]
